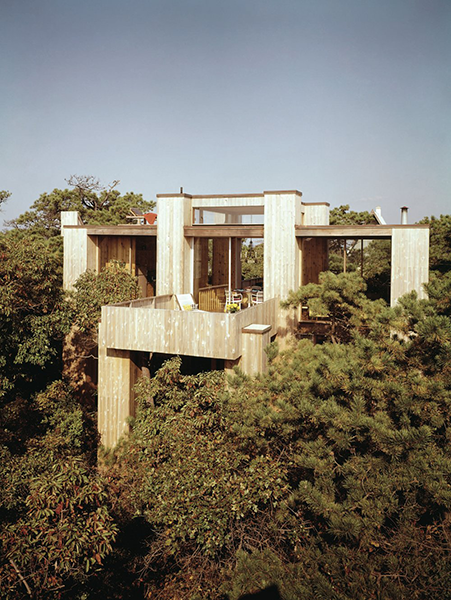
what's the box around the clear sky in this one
[1,0,450,226]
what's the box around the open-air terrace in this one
[100,293,278,362]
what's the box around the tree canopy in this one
[0,232,71,403]
[5,177,155,238]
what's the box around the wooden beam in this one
[63,225,157,237]
[296,224,428,239]
[184,224,264,238]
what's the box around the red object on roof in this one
[143,212,157,225]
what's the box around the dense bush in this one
[0,382,117,599]
[104,276,451,599]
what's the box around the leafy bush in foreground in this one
[107,276,451,598]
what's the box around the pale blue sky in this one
[1,0,450,225]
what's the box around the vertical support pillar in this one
[61,219,97,290]
[156,194,193,295]
[390,227,429,305]
[263,191,304,300]
[193,238,208,300]
[98,321,140,448]
[240,324,272,375]
[263,191,304,341]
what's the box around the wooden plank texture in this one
[391,228,429,305]
[157,195,193,295]
[100,298,278,360]
[63,225,157,236]
[185,225,264,238]
[264,192,304,300]
[295,225,428,239]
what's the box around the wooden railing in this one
[198,284,227,312]
[101,298,278,360]
[108,294,175,309]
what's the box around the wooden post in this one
[390,227,429,305]
[360,240,364,277]
[240,324,272,375]
[156,194,193,295]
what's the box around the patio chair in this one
[225,290,242,310]
[175,293,198,311]
[251,290,264,305]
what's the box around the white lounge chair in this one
[175,293,198,311]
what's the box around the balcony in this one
[100,295,278,361]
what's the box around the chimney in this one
[401,206,408,225]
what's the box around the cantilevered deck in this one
[98,295,278,447]
[100,295,278,360]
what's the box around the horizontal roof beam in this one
[63,225,157,237]
[295,224,428,239]
[184,224,264,238]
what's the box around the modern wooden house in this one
[62,190,429,447]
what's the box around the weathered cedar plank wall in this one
[156,194,192,295]
[391,227,430,305]
[62,228,97,290]
[263,191,304,300]
[100,298,277,360]
[301,238,329,285]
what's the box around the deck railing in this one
[198,284,227,312]
[108,294,176,309]
[100,297,278,360]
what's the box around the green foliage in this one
[222,295,451,599]
[1,458,117,599]
[0,232,71,401]
[420,214,451,275]
[112,358,287,557]
[0,381,117,599]
[72,262,141,337]
[425,271,451,317]
[241,240,264,281]
[6,179,155,238]
[282,271,388,343]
